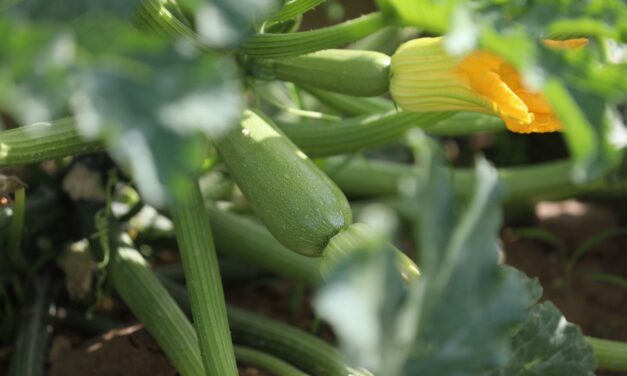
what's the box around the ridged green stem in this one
[278,110,453,157]
[0,119,103,169]
[321,156,623,202]
[110,240,205,376]
[585,336,627,371]
[9,273,53,376]
[241,13,385,58]
[2,120,624,204]
[305,87,394,115]
[304,87,505,135]
[234,346,308,376]
[170,183,237,376]
[136,0,212,53]
[229,306,372,376]
[266,0,325,24]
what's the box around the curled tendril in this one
[87,170,118,316]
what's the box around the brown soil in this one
[504,200,627,376]
[48,326,176,376]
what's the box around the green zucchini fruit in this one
[214,110,352,256]
[250,49,391,97]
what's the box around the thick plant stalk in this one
[229,306,372,376]
[266,0,325,24]
[585,336,627,371]
[320,156,621,202]
[2,120,624,203]
[170,182,237,376]
[304,87,394,115]
[234,346,308,376]
[278,110,452,157]
[241,13,385,58]
[0,119,103,168]
[304,88,505,135]
[9,273,53,376]
[110,240,205,376]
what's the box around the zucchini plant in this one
[0,0,626,375]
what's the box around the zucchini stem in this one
[241,13,386,58]
[170,182,237,375]
[278,110,453,157]
[234,346,308,376]
[110,238,205,376]
[2,120,624,203]
[585,336,627,371]
[320,156,625,202]
[0,119,103,169]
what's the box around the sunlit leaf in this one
[487,302,596,376]
[187,0,281,47]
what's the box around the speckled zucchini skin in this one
[214,110,352,256]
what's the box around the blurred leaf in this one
[0,6,243,205]
[7,0,142,21]
[315,135,596,375]
[0,19,76,123]
[404,134,530,375]
[315,241,408,373]
[187,0,281,48]
[487,302,596,376]
[315,134,532,375]
[375,0,460,33]
[70,30,242,205]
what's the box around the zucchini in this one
[250,49,391,97]
[214,110,352,256]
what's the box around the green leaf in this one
[487,302,597,376]
[1,4,244,205]
[315,134,531,375]
[314,241,408,374]
[375,0,459,33]
[405,136,530,375]
[69,26,242,206]
[186,0,281,48]
[0,19,76,123]
[7,0,142,22]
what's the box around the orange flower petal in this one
[456,54,532,125]
[543,38,589,49]
[505,113,563,133]
[390,37,587,134]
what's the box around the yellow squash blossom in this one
[390,37,587,133]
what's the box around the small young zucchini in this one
[250,49,391,97]
[214,110,352,256]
